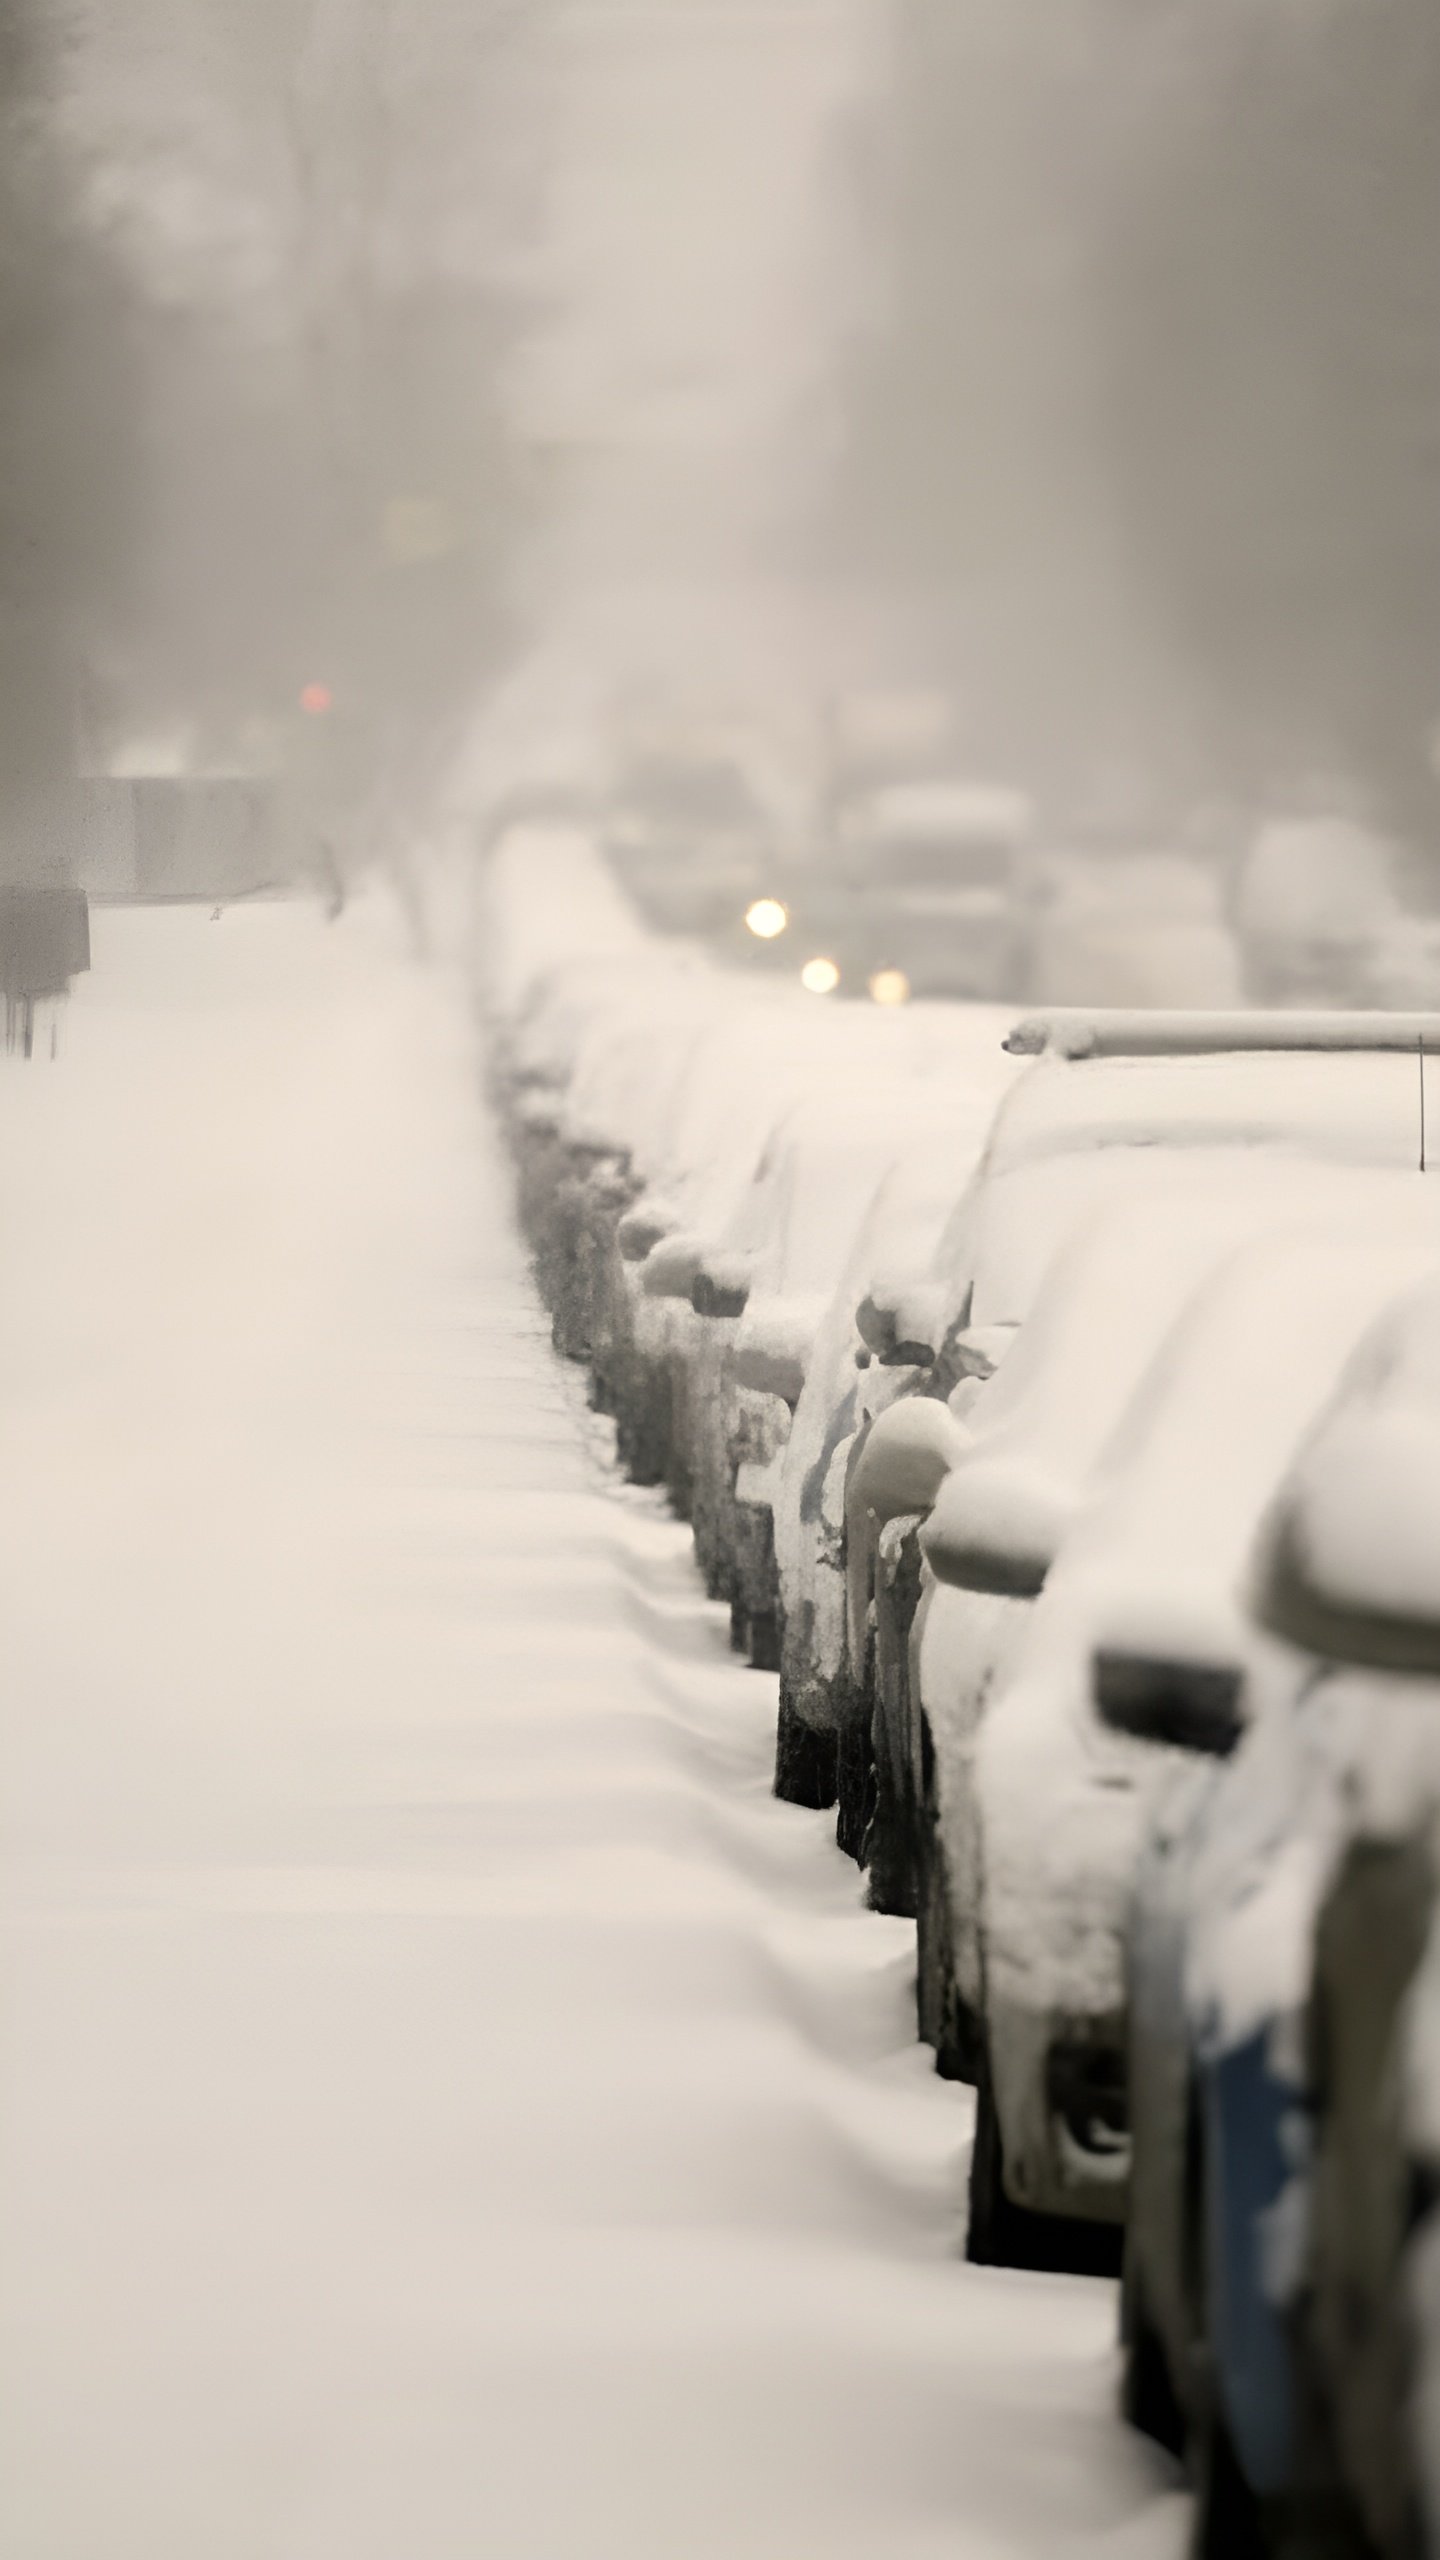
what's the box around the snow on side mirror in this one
[920,1458,1063,1598]
[1092,1648,1244,1756]
[618,1196,679,1262]
[848,1397,971,1531]
[856,1281,946,1369]
[641,1232,705,1299]
[732,1296,824,1407]
[691,1252,752,1320]
[855,1291,904,1362]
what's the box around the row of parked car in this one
[484,819,1440,2559]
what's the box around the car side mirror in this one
[641,1233,704,1299]
[618,1197,679,1262]
[920,1459,1062,1597]
[691,1251,752,1319]
[856,1283,945,1370]
[732,1296,818,1407]
[848,1397,971,1531]
[1092,1648,1244,1756]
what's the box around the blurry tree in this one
[828,0,1440,833]
[45,0,545,871]
[0,0,143,874]
[1100,0,1440,825]
[823,0,1203,807]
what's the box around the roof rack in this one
[1003,1010,1440,1062]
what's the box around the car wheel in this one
[1189,2400,1269,2560]
[834,1688,873,1865]
[863,1664,917,1918]
[863,1773,916,1917]
[914,1727,978,2082]
[915,1822,973,2082]
[773,1686,837,1810]
[747,1606,781,1672]
[1120,2241,1185,2457]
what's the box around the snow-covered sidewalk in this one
[0,896,1180,2560]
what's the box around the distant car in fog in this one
[603,749,772,935]
[1236,814,1408,1006]
[784,780,1032,1003]
[1024,845,1242,1009]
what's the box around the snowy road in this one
[0,897,1181,2560]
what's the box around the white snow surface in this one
[0,897,1181,2560]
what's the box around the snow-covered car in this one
[1119,1277,1440,2554]
[979,1223,1440,2302]
[1236,814,1408,1007]
[768,1057,1022,1820]
[841,1011,1440,1924]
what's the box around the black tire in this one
[913,1729,978,2082]
[834,1692,873,1865]
[747,1607,781,1673]
[773,1686,838,1810]
[863,1683,917,1918]
[1120,2243,1186,2458]
[967,2050,1123,2275]
[1189,2402,1268,2560]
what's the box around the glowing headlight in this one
[800,956,841,996]
[744,897,789,941]
[868,967,911,1006]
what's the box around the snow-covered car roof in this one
[843,782,1032,844]
[720,1081,948,1298]
[1004,1009,1440,1060]
[922,1034,1440,1338]
[981,1041,1440,1178]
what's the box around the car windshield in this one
[621,760,760,831]
[843,834,1013,893]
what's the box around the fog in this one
[4,0,1436,884]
